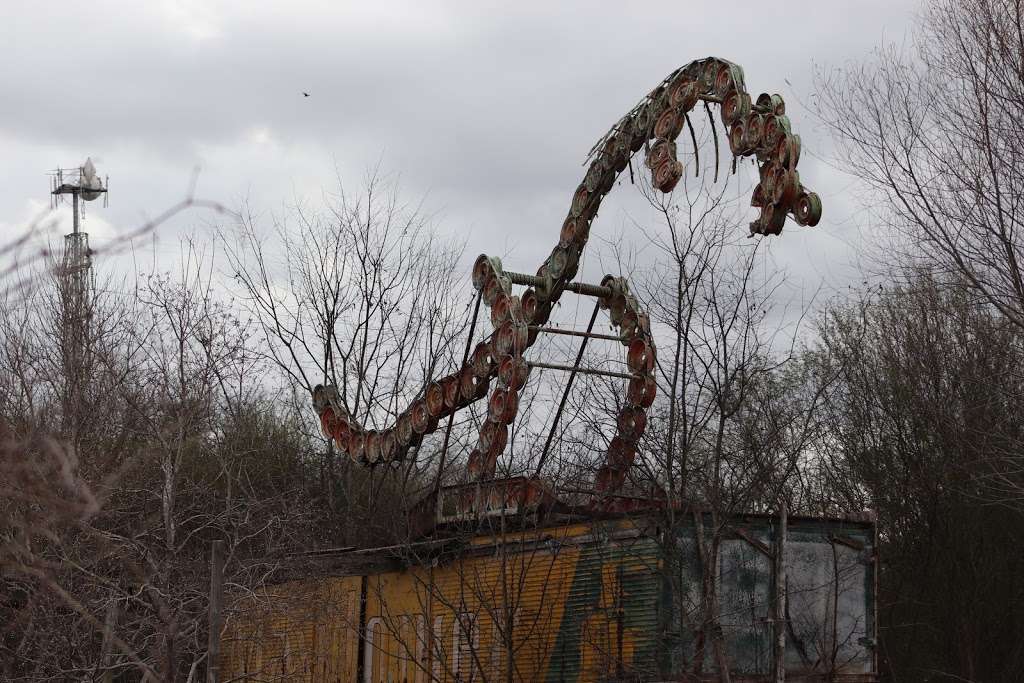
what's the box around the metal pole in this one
[530,326,623,343]
[207,540,225,683]
[533,300,601,476]
[773,501,787,683]
[527,360,638,381]
[72,191,79,235]
[433,291,482,497]
[504,270,612,299]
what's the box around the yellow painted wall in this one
[219,575,361,681]
[218,520,655,682]
[361,526,583,682]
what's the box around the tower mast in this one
[49,158,108,437]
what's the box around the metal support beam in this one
[434,291,483,496]
[534,301,601,477]
[530,325,623,343]
[504,270,612,299]
[527,360,638,381]
[773,501,788,683]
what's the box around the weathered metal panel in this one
[783,521,874,676]
[218,514,876,682]
[358,520,662,682]
[719,535,773,673]
[543,521,662,681]
[665,514,876,680]
[219,575,361,680]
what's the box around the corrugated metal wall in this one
[219,576,361,680]
[218,515,876,682]
[356,521,663,682]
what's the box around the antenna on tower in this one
[49,158,108,300]
[48,158,109,358]
[48,158,110,434]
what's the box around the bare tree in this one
[0,241,335,681]
[817,0,1024,332]
[221,169,469,544]
[802,270,1024,682]
[812,7,1024,677]
[555,164,842,679]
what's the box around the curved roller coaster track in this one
[313,57,821,513]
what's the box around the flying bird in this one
[302,92,310,97]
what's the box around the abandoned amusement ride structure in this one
[219,57,875,682]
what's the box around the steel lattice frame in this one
[313,57,822,506]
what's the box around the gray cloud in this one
[2,0,918,312]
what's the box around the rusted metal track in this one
[312,57,822,509]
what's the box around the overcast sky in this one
[2,1,919,312]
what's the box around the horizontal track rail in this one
[527,360,638,381]
[505,271,612,299]
[530,326,623,342]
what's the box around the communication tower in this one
[49,158,107,321]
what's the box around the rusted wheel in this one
[627,375,657,407]
[633,102,654,140]
[617,406,648,439]
[487,387,519,424]
[760,203,787,235]
[776,133,801,169]
[794,191,822,227]
[743,113,765,152]
[701,60,719,92]
[763,115,789,150]
[773,169,799,207]
[471,254,492,290]
[761,163,777,198]
[349,432,366,463]
[425,382,445,418]
[397,413,414,445]
[365,431,381,465]
[442,375,460,410]
[559,217,580,247]
[471,342,493,378]
[480,421,508,456]
[495,320,528,356]
[627,338,655,373]
[713,64,733,97]
[751,183,767,208]
[521,288,539,323]
[548,247,569,279]
[654,107,683,140]
[670,78,698,111]
[729,120,748,155]
[646,139,676,170]
[571,184,590,218]
[584,163,605,194]
[721,90,750,127]
[498,355,530,391]
[411,401,430,434]
[460,366,488,402]
[654,159,683,193]
[381,431,397,462]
